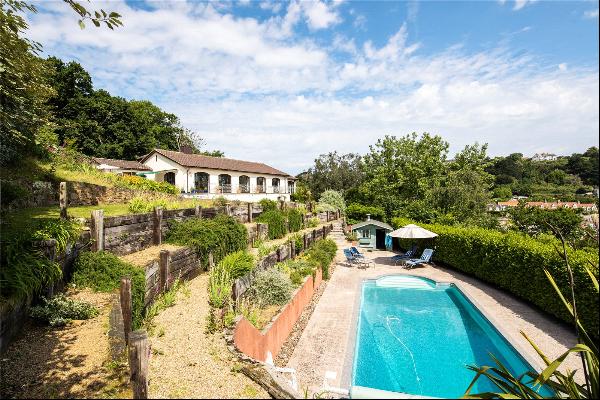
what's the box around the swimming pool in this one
[351,275,551,398]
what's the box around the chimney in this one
[366,213,371,221]
[180,145,193,154]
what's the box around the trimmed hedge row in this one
[392,217,599,335]
[256,210,288,240]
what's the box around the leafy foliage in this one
[217,251,255,280]
[166,214,248,266]
[259,198,278,212]
[0,219,81,301]
[301,151,364,200]
[277,257,317,286]
[287,208,304,232]
[248,268,294,306]
[72,251,145,329]
[508,204,584,243]
[29,294,98,326]
[391,217,599,334]
[0,0,54,166]
[306,239,337,280]
[318,190,346,214]
[256,210,288,240]
[346,203,386,224]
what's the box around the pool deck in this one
[285,228,582,397]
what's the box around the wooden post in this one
[153,207,163,245]
[303,233,308,250]
[208,252,215,270]
[247,202,253,223]
[91,210,104,251]
[120,277,132,344]
[43,240,58,298]
[301,213,305,228]
[59,182,68,219]
[195,205,202,218]
[276,247,281,262]
[159,250,170,292]
[128,330,149,399]
[312,229,316,244]
[290,241,295,259]
[225,204,231,216]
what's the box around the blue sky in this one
[27,1,599,173]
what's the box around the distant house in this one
[139,148,296,201]
[490,198,597,213]
[91,157,151,175]
[351,215,393,250]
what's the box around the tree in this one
[302,152,363,200]
[318,190,346,213]
[360,133,450,217]
[63,0,123,30]
[508,204,583,241]
[0,1,54,166]
[429,143,494,224]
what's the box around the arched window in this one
[239,175,250,193]
[194,172,209,193]
[164,172,176,186]
[272,178,280,193]
[256,177,266,193]
[218,174,231,193]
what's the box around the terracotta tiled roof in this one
[143,149,292,177]
[92,157,151,171]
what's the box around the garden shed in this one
[351,215,393,249]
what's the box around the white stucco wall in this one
[141,152,292,200]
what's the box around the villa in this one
[489,199,598,212]
[138,148,296,201]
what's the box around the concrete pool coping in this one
[285,247,580,397]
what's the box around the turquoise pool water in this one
[352,275,551,398]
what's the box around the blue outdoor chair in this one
[344,249,374,268]
[390,245,417,265]
[404,248,434,269]
[350,246,365,258]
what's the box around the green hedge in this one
[72,251,146,329]
[256,210,287,239]
[391,217,599,335]
[166,214,248,266]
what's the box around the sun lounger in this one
[403,248,434,269]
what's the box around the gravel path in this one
[0,289,130,399]
[147,273,269,399]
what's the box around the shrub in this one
[277,257,316,286]
[218,251,255,280]
[0,179,30,207]
[166,214,248,266]
[345,231,358,242]
[346,203,386,224]
[306,239,337,280]
[256,210,287,239]
[318,190,345,214]
[289,233,304,253]
[116,174,179,194]
[259,198,278,212]
[391,216,599,335]
[0,219,81,301]
[287,208,303,232]
[248,268,293,306]
[30,294,99,326]
[208,263,232,309]
[72,251,145,329]
[258,242,278,258]
[213,196,229,207]
[128,196,169,213]
[307,217,320,228]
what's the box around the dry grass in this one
[119,244,185,267]
[147,273,269,399]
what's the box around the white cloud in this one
[583,9,599,19]
[513,0,535,11]
[26,0,599,173]
[300,0,341,30]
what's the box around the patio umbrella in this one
[389,224,438,239]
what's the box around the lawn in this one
[1,199,215,236]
